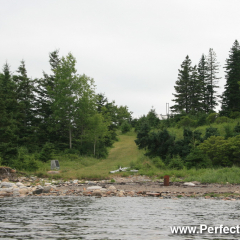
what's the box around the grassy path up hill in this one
[77,132,142,179]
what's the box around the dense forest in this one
[0,50,132,170]
[135,40,240,170]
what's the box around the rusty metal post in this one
[164,175,169,186]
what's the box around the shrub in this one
[229,111,240,119]
[234,122,240,136]
[204,127,219,140]
[206,113,218,123]
[196,114,207,126]
[152,157,166,169]
[146,129,175,160]
[198,136,231,167]
[185,148,212,169]
[177,116,196,128]
[168,155,184,170]
[215,116,230,124]
[224,125,234,139]
[39,142,54,162]
[121,121,131,133]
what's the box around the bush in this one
[198,136,232,167]
[39,142,54,162]
[206,113,218,124]
[234,122,240,136]
[229,111,240,119]
[177,116,196,128]
[224,125,234,139]
[168,155,184,170]
[204,127,219,140]
[215,116,230,124]
[152,157,166,169]
[185,148,212,169]
[146,129,175,160]
[121,121,131,133]
[196,114,207,126]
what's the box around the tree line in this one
[171,40,240,116]
[134,40,240,169]
[0,50,132,168]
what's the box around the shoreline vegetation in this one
[1,129,240,200]
[2,41,240,199]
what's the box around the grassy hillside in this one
[36,130,143,180]
[28,122,240,184]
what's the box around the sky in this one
[1,0,240,118]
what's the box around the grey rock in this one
[43,186,51,193]
[1,182,15,188]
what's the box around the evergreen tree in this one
[171,56,192,114]
[189,65,202,113]
[206,48,220,111]
[0,64,18,164]
[13,60,36,148]
[35,50,61,147]
[221,40,240,115]
[198,54,209,113]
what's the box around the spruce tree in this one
[189,65,202,113]
[171,56,192,114]
[13,60,36,148]
[206,48,220,111]
[198,54,209,113]
[0,64,18,164]
[221,40,240,115]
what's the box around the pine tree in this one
[198,54,209,113]
[171,56,192,114]
[0,63,18,164]
[189,65,202,113]
[35,50,61,147]
[13,60,36,148]
[206,48,220,111]
[221,40,240,115]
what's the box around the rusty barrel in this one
[164,175,169,186]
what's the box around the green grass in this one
[35,129,143,180]
[24,126,240,184]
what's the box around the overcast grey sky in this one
[1,0,240,118]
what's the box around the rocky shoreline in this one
[1,175,240,200]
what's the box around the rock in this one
[183,182,195,186]
[87,181,97,185]
[43,186,51,193]
[146,192,161,197]
[0,191,12,197]
[1,182,15,188]
[92,190,102,197]
[16,182,24,187]
[13,188,20,196]
[107,185,116,192]
[117,190,125,197]
[87,186,102,190]
[19,188,29,195]
[47,171,60,174]
[33,188,43,194]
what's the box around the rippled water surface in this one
[1,196,240,239]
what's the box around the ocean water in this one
[0,196,240,239]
